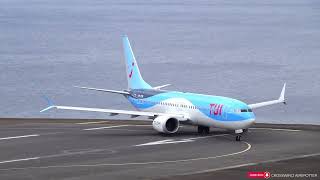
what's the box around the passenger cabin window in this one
[241,109,248,112]
[248,109,253,112]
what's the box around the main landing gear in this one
[236,135,241,141]
[198,125,210,135]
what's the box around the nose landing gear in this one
[235,129,244,141]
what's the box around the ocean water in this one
[0,0,319,124]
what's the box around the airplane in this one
[41,35,286,141]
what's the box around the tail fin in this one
[122,36,152,90]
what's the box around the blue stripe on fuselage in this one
[127,90,254,122]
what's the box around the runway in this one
[0,118,319,180]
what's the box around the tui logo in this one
[210,103,223,115]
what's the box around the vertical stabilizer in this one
[122,36,152,90]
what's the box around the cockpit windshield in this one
[234,108,253,113]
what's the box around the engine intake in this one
[152,116,179,134]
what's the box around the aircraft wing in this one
[249,83,286,109]
[40,97,186,120]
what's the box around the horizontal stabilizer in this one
[74,86,129,95]
[153,84,171,90]
[40,95,55,112]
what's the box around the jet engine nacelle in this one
[152,116,179,134]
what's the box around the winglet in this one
[40,95,56,112]
[279,83,286,104]
[249,83,287,109]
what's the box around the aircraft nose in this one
[243,112,255,123]
[250,112,256,120]
[247,112,256,124]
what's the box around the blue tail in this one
[122,36,152,90]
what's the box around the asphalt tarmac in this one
[0,118,319,180]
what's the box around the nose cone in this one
[249,112,256,120]
[245,112,256,125]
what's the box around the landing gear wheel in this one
[236,135,241,141]
[198,126,210,135]
[204,127,210,134]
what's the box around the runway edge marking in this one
[134,139,193,146]
[134,134,228,146]
[0,157,40,164]
[0,134,40,141]
[83,124,153,131]
[76,121,109,125]
[83,125,130,131]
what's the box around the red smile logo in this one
[129,62,135,78]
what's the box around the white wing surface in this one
[40,97,186,120]
[249,83,286,109]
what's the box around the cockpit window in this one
[234,108,253,113]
